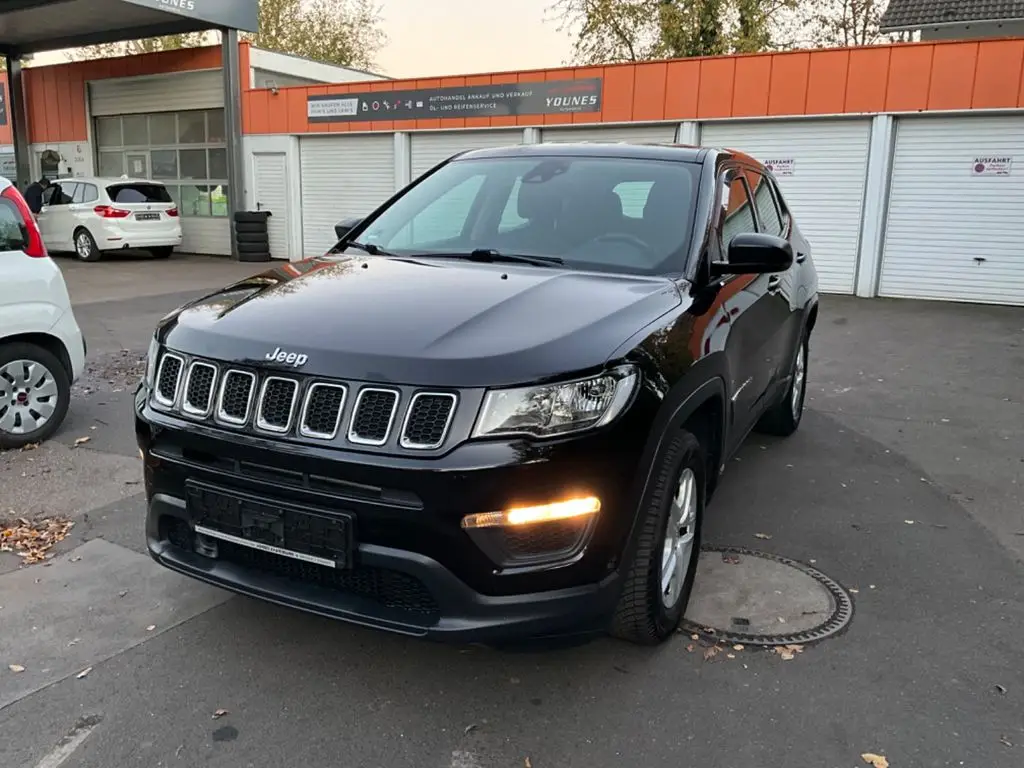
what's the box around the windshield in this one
[349,154,700,275]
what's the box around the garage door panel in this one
[880,115,1024,306]
[701,119,871,295]
[540,125,677,143]
[299,135,395,257]
[410,130,523,179]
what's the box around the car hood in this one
[158,256,683,388]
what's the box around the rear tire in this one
[151,246,173,259]
[73,228,101,262]
[756,330,809,437]
[611,431,705,645]
[0,342,71,450]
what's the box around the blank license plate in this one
[184,481,354,568]
[135,212,160,221]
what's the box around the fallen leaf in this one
[8,664,25,673]
[0,516,75,565]
[904,520,915,525]
[994,684,1007,695]
[1000,735,1013,747]
[67,638,80,647]
[690,634,699,640]
[733,644,745,651]
[70,556,82,563]
[525,759,532,768]
[861,754,889,768]
[753,533,772,540]
[73,436,91,447]
[118,590,128,598]
[703,645,721,661]
[464,723,478,734]
[21,443,39,451]
[146,625,156,632]
[76,667,92,679]
[212,708,229,720]
[850,588,860,594]
[726,653,736,659]
[685,643,695,652]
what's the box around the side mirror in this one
[334,216,363,240]
[711,232,794,277]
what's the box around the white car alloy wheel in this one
[0,358,60,436]
[660,466,698,610]
[75,231,95,260]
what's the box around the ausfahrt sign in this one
[307,78,603,123]
[971,156,1012,176]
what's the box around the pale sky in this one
[29,0,577,78]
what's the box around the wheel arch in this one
[0,332,74,380]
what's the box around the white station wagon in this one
[40,176,183,262]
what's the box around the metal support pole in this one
[221,28,245,260]
[6,54,33,189]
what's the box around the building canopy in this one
[0,0,258,55]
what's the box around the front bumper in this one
[136,387,658,643]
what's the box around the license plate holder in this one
[184,481,354,569]
[135,212,160,221]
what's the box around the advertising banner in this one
[307,78,603,123]
[120,0,258,32]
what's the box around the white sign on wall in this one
[763,158,795,177]
[971,156,1012,176]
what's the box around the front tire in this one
[611,431,705,645]
[0,343,71,450]
[756,330,809,437]
[73,228,101,262]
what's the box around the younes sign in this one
[308,79,604,123]
[120,0,258,32]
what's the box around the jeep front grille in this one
[149,351,459,451]
[257,377,299,433]
[400,393,457,449]
[182,361,217,416]
[348,388,399,446]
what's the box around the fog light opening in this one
[461,496,601,530]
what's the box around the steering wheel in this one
[587,232,652,252]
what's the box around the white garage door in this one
[880,115,1024,306]
[252,153,291,260]
[701,119,871,295]
[410,130,523,180]
[541,124,677,144]
[299,135,395,256]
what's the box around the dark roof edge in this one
[879,15,1024,32]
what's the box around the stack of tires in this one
[233,210,272,262]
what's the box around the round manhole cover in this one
[681,546,854,647]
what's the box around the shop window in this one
[98,151,124,177]
[211,185,229,217]
[179,184,212,216]
[149,113,177,145]
[206,109,226,143]
[177,111,206,144]
[122,115,149,146]
[179,149,208,179]
[208,148,227,180]
[151,150,178,179]
[96,117,122,148]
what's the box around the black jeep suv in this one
[135,142,819,646]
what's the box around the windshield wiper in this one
[418,249,564,267]
[346,241,401,257]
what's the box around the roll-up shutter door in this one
[299,135,395,256]
[879,115,1024,306]
[88,70,224,116]
[701,119,871,295]
[540,124,677,144]
[410,130,523,180]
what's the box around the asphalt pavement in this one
[1,253,1022,768]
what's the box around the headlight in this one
[471,366,638,439]
[144,336,160,388]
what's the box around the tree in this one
[551,0,795,64]
[246,0,386,70]
[64,0,385,70]
[797,0,888,47]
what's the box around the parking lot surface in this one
[2,253,1022,768]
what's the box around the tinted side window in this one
[750,173,784,237]
[0,198,27,251]
[719,170,757,247]
[50,183,75,205]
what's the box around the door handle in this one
[795,252,807,264]
[767,275,782,294]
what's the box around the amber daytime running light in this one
[461,496,602,530]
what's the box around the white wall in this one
[31,142,95,179]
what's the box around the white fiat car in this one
[39,176,182,262]
[0,177,85,448]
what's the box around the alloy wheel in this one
[0,359,59,435]
[791,342,806,421]
[76,232,92,259]
[660,467,697,610]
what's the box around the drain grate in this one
[680,545,855,647]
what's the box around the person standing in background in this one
[23,177,50,219]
